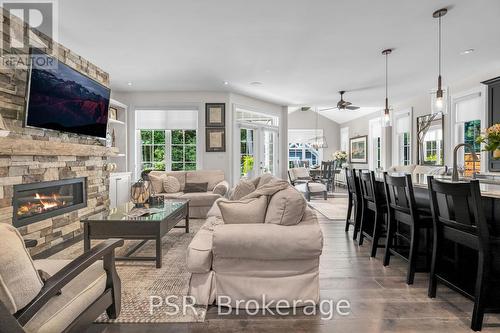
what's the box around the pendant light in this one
[431,8,448,115]
[381,48,393,127]
[309,107,328,150]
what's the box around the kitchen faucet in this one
[452,143,479,181]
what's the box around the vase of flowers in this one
[333,150,348,166]
[477,124,500,159]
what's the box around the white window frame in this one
[368,117,382,170]
[391,108,413,167]
[451,87,487,173]
[340,127,349,153]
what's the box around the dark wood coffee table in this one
[82,200,189,268]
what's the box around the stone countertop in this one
[378,173,500,199]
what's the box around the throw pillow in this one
[229,179,256,200]
[212,181,228,196]
[163,176,181,193]
[184,182,208,193]
[265,186,306,226]
[217,196,268,224]
[148,173,166,194]
[0,223,43,314]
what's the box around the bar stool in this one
[358,170,387,257]
[382,172,433,284]
[427,176,500,331]
[345,167,362,240]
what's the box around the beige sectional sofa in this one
[187,177,324,308]
[148,170,229,218]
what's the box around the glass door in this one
[260,129,278,175]
[240,128,256,178]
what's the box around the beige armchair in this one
[0,223,122,333]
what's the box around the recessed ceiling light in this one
[460,49,474,55]
[250,81,263,86]
[127,81,133,86]
[223,81,229,85]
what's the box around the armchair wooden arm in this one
[16,238,124,326]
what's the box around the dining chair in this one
[427,176,500,331]
[358,170,388,257]
[345,167,362,240]
[382,172,433,284]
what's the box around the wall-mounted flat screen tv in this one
[25,49,111,138]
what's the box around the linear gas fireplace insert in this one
[13,177,87,227]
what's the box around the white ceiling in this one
[58,0,500,121]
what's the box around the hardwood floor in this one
[86,209,500,332]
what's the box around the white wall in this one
[288,110,340,160]
[112,91,286,183]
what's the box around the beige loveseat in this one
[148,170,229,218]
[186,179,324,308]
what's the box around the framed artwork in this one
[108,107,117,120]
[349,136,368,163]
[205,103,225,127]
[206,128,226,152]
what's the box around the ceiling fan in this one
[320,91,360,111]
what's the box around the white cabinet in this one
[109,172,131,208]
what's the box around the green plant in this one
[242,155,254,175]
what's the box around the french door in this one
[239,123,279,179]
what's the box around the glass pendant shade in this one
[430,87,448,115]
[381,108,392,127]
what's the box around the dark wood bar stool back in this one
[382,172,433,284]
[427,176,500,331]
[358,170,387,257]
[345,167,362,240]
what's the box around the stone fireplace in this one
[13,177,87,227]
[0,7,115,256]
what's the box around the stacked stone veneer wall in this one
[0,8,111,255]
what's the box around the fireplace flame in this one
[17,192,67,217]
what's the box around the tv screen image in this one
[25,51,111,138]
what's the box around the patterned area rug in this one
[308,197,349,220]
[49,219,206,323]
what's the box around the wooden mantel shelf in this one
[0,137,119,157]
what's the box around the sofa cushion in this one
[186,170,224,191]
[292,167,310,179]
[184,182,208,193]
[212,181,229,196]
[217,196,268,224]
[229,179,255,200]
[0,223,43,314]
[181,192,221,207]
[265,186,307,226]
[187,228,214,273]
[163,176,181,193]
[25,259,106,333]
[149,171,186,191]
[295,182,327,193]
[148,172,166,194]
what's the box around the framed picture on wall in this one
[205,103,225,127]
[349,135,368,163]
[206,128,226,152]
